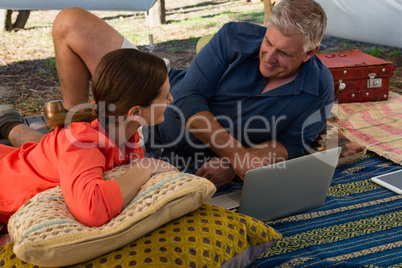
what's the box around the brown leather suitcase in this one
[316,50,395,103]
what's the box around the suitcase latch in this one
[367,73,382,88]
[339,80,346,91]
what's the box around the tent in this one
[315,0,402,49]
[0,0,158,38]
[0,0,156,12]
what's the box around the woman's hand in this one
[115,159,178,208]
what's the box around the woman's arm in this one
[115,158,178,208]
[59,137,177,227]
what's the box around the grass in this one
[167,38,199,53]
[2,0,400,61]
[15,97,45,114]
[0,0,401,115]
[110,0,265,45]
[236,10,264,23]
[39,58,57,80]
[0,0,266,115]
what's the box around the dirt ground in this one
[0,1,401,117]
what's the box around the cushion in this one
[2,204,281,268]
[196,34,214,54]
[7,166,217,267]
[310,113,366,167]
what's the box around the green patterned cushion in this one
[7,166,216,267]
[2,204,281,267]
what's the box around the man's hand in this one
[195,152,269,188]
[187,111,275,187]
[195,158,236,188]
[229,151,270,180]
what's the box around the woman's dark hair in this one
[47,48,168,128]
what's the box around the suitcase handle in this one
[324,54,370,67]
[325,53,347,58]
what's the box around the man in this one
[1,0,334,187]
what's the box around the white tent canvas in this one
[0,0,157,12]
[316,0,402,49]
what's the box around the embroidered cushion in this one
[7,166,216,267]
[2,204,281,268]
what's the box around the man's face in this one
[259,25,315,79]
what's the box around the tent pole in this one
[146,11,155,51]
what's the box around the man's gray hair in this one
[267,0,327,52]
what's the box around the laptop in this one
[206,147,341,222]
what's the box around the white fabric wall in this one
[0,0,156,12]
[316,0,402,48]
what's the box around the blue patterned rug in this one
[245,152,402,268]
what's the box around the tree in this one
[0,9,31,33]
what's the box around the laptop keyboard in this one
[228,206,239,212]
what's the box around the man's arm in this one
[187,111,270,181]
[192,111,289,187]
[247,140,288,163]
[195,141,289,188]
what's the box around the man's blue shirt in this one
[145,22,334,159]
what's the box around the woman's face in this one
[141,75,173,126]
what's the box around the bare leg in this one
[52,7,125,110]
[8,124,44,147]
[2,9,126,147]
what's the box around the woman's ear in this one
[127,106,141,120]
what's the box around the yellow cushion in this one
[196,34,214,54]
[2,204,281,267]
[8,166,216,267]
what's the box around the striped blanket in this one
[334,92,402,165]
[1,92,401,266]
[1,155,401,267]
[250,152,402,267]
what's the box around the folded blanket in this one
[335,92,402,165]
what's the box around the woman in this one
[0,48,177,227]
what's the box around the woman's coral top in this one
[0,119,144,226]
